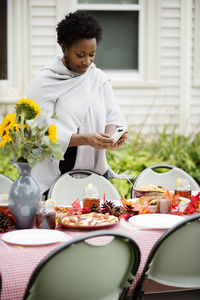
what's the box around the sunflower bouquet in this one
[0,98,63,167]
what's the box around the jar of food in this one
[35,199,56,229]
[82,183,100,209]
[174,177,191,198]
[0,194,9,213]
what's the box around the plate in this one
[2,229,71,246]
[129,214,184,229]
[172,197,190,213]
[60,212,118,230]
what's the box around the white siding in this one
[191,0,200,132]
[29,0,57,78]
[114,0,181,135]
[1,0,200,136]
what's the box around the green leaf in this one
[52,150,64,160]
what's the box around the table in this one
[0,219,187,300]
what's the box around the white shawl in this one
[27,56,126,193]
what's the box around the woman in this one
[27,11,127,195]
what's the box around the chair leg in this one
[140,291,145,300]
[119,288,129,300]
[132,290,144,300]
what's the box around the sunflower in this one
[0,98,63,166]
[14,123,29,131]
[47,124,58,144]
[0,130,12,147]
[0,113,15,138]
[15,97,40,122]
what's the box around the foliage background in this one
[106,130,200,198]
[1,129,200,198]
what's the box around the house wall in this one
[0,0,200,136]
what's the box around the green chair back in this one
[48,169,121,204]
[133,214,200,299]
[132,164,199,197]
[0,173,13,194]
[23,230,140,300]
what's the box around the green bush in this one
[0,148,19,180]
[107,130,200,198]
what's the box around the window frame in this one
[77,1,144,84]
[0,0,29,103]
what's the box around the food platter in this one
[129,195,190,214]
[60,212,118,230]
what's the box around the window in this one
[0,0,7,80]
[57,0,160,87]
[85,10,138,70]
[77,0,142,73]
[0,0,29,102]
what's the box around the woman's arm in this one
[69,132,115,149]
[69,125,128,151]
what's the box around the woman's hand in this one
[87,132,115,149]
[106,131,128,150]
[69,130,128,150]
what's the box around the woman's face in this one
[62,38,97,74]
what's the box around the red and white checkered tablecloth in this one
[0,222,181,300]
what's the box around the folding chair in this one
[132,214,200,299]
[0,173,14,194]
[48,169,121,204]
[23,230,141,300]
[132,164,199,197]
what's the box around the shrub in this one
[0,148,18,180]
[107,130,200,198]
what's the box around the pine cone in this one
[89,203,100,213]
[101,207,112,214]
[0,212,13,233]
[101,200,115,214]
[111,206,126,217]
[101,200,115,210]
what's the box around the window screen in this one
[85,10,138,70]
[0,0,7,80]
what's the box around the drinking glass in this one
[157,198,172,214]
[35,200,56,229]
[174,177,191,198]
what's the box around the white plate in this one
[129,214,184,229]
[2,229,71,246]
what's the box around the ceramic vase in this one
[9,162,40,229]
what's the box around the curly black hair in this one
[56,10,102,48]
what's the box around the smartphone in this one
[111,126,127,143]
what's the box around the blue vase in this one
[9,162,40,229]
